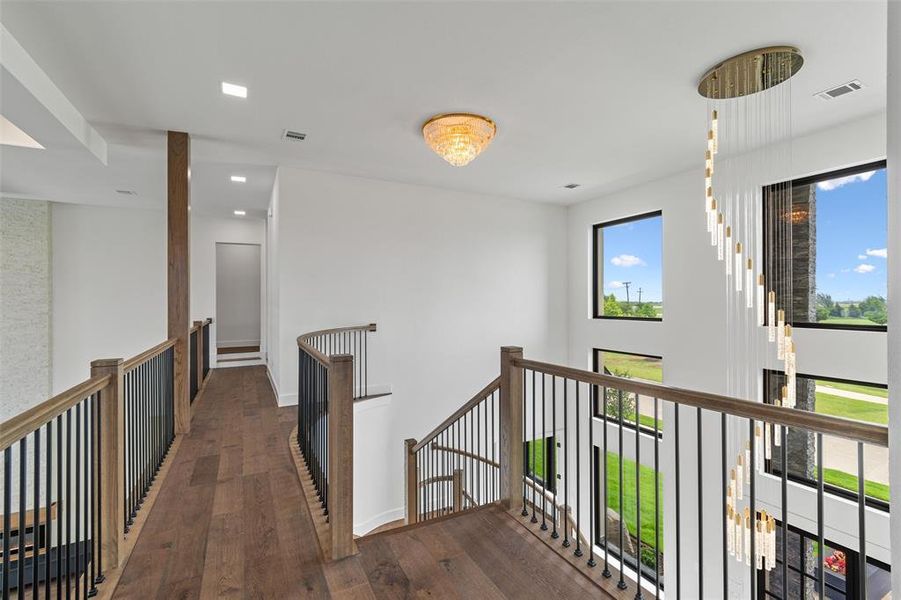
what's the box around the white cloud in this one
[866,248,887,258]
[854,263,876,274]
[610,254,646,267]
[608,281,625,289]
[816,170,876,191]
[858,254,868,260]
[827,273,836,279]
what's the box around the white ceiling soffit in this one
[0,2,888,207]
[0,23,107,165]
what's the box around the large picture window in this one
[593,349,664,432]
[763,161,887,330]
[763,370,889,510]
[593,211,663,320]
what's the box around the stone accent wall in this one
[0,198,51,422]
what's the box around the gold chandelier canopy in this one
[422,113,496,167]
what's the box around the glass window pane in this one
[595,350,663,431]
[594,212,663,319]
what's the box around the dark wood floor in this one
[113,366,611,599]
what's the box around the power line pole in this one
[637,287,643,304]
[623,281,632,305]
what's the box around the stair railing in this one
[295,323,376,560]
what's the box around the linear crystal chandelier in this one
[422,113,496,166]
[699,46,803,570]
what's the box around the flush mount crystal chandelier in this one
[699,46,803,570]
[422,113,496,166]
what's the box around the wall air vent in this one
[282,129,307,142]
[815,80,863,101]
[563,183,580,189]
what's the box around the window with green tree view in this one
[763,161,887,330]
[593,211,663,320]
[593,349,664,432]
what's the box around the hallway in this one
[113,366,610,599]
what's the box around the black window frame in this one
[762,159,888,332]
[592,210,664,322]
[762,369,889,512]
[592,348,664,439]
[757,519,891,600]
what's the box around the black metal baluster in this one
[364,330,368,398]
[697,407,703,599]
[562,379,570,549]
[616,389,625,589]
[749,419,756,600]
[56,414,62,600]
[47,418,54,598]
[857,442,867,600]
[574,383,582,558]
[816,432,824,600]
[476,399,480,506]
[550,379,558,539]
[721,412,728,600]
[654,399,660,599]
[75,404,81,600]
[33,426,41,600]
[66,409,72,599]
[3,446,10,600]
[602,386,610,577]
[541,374,548,532]
[521,368,528,517]
[587,382,595,567]
[674,404,681,600]
[18,437,27,600]
[530,370,537,524]
[780,425,787,600]
[89,395,97,596]
[634,395,642,599]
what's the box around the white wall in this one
[566,112,888,598]
[190,214,265,359]
[215,242,262,346]
[0,198,51,421]
[886,4,900,597]
[271,166,568,531]
[266,172,280,391]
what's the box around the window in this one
[763,161,887,331]
[593,349,664,432]
[593,447,664,585]
[763,370,889,510]
[593,211,663,320]
[524,436,556,492]
[758,521,891,599]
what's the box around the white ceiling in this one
[0,1,888,214]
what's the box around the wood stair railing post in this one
[499,346,524,511]
[452,469,464,512]
[91,358,125,571]
[404,438,418,525]
[328,354,355,559]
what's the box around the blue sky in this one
[815,168,887,301]
[602,215,663,302]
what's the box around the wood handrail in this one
[514,358,889,447]
[189,324,200,334]
[428,443,500,469]
[0,374,111,450]
[413,376,500,453]
[523,478,588,549]
[123,338,177,373]
[296,323,377,367]
[418,475,454,488]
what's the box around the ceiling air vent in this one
[116,189,137,195]
[815,80,863,101]
[282,129,307,142]
[563,183,580,189]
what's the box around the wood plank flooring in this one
[113,366,614,599]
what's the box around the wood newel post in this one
[404,438,418,525]
[168,130,191,434]
[499,346,524,510]
[328,354,355,559]
[193,320,203,387]
[452,469,464,512]
[91,358,125,570]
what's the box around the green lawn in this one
[823,468,890,503]
[819,316,880,326]
[815,391,888,425]
[816,380,888,399]
[605,452,663,552]
[601,352,663,383]
[526,438,549,481]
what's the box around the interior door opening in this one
[215,242,262,360]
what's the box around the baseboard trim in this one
[355,506,405,537]
[217,339,261,348]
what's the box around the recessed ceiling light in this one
[233,210,246,216]
[0,114,44,149]
[221,81,247,98]
[230,175,246,183]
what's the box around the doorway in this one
[215,242,262,360]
